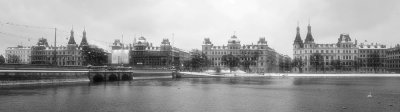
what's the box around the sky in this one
[1,0,400,57]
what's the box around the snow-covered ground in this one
[180,71,400,77]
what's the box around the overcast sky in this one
[1,0,400,57]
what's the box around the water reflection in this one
[0,77,399,112]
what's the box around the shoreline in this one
[0,79,90,86]
[179,72,400,78]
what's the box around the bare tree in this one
[310,53,324,73]
[331,59,342,73]
[292,58,304,73]
[0,55,5,64]
[352,58,362,73]
[367,52,382,73]
[239,50,260,73]
[222,54,240,73]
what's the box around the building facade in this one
[358,42,387,73]
[385,44,400,73]
[130,36,190,68]
[31,38,50,65]
[4,45,32,64]
[293,24,359,73]
[31,29,86,66]
[202,35,285,73]
[111,39,130,65]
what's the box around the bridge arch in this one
[93,74,104,82]
[108,74,118,81]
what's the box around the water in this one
[0,77,400,112]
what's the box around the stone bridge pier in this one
[88,71,133,82]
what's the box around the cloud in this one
[1,0,400,57]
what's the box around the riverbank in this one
[0,79,89,86]
[179,72,400,78]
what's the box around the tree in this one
[352,58,362,73]
[81,46,109,66]
[278,58,285,73]
[0,55,5,64]
[182,60,191,71]
[7,54,21,64]
[292,58,304,73]
[200,53,210,69]
[221,54,240,73]
[188,52,210,72]
[279,58,292,73]
[239,50,260,73]
[331,59,342,73]
[310,53,324,73]
[265,53,277,73]
[367,52,381,73]
[241,60,253,72]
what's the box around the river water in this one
[0,77,399,112]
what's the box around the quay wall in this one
[0,71,89,85]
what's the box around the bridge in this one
[0,66,179,84]
[87,66,134,82]
[88,71,134,82]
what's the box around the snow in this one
[180,71,400,77]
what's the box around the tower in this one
[293,23,304,49]
[160,38,172,51]
[304,22,314,44]
[227,35,241,51]
[80,28,88,47]
[68,28,76,45]
[202,38,213,52]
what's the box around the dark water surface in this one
[0,77,400,112]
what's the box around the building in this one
[31,29,85,66]
[202,35,284,73]
[130,36,190,68]
[293,23,359,73]
[31,38,50,65]
[4,45,32,64]
[386,44,400,73]
[111,39,130,65]
[358,42,387,73]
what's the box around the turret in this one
[160,38,172,51]
[257,37,268,45]
[304,22,314,44]
[293,24,304,49]
[68,28,76,45]
[79,28,88,47]
[202,38,213,51]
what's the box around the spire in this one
[304,19,314,43]
[294,23,303,47]
[68,28,76,44]
[80,28,88,47]
[355,38,358,45]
